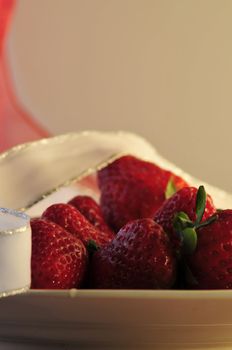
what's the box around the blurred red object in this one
[0,0,50,152]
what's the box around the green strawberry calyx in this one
[165,178,177,199]
[173,185,218,255]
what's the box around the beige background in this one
[7,0,232,192]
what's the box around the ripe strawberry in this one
[187,210,232,289]
[154,186,216,251]
[42,203,113,248]
[98,155,188,231]
[91,218,176,289]
[68,195,114,236]
[31,218,87,289]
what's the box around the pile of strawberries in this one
[31,155,232,290]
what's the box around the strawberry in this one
[42,203,113,248]
[98,155,188,231]
[154,186,216,251]
[158,185,226,289]
[91,218,176,289]
[68,195,114,236]
[31,219,87,289]
[186,210,232,289]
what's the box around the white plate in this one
[1,131,232,349]
[1,289,232,349]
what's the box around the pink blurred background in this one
[2,0,232,192]
[0,0,49,152]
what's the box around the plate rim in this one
[26,289,232,300]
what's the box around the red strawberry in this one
[154,186,216,251]
[91,218,176,289]
[186,210,232,289]
[68,195,114,236]
[31,218,87,289]
[42,203,113,248]
[98,155,188,231]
